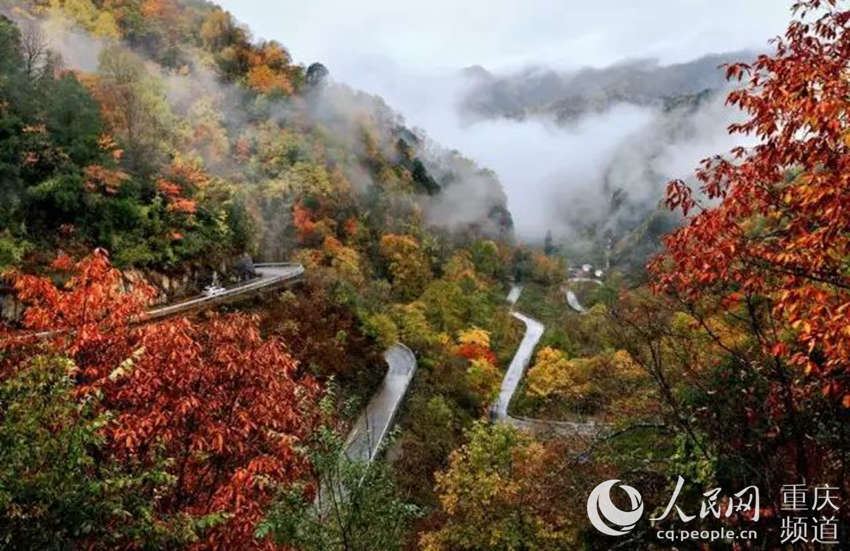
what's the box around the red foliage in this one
[650,0,850,404]
[1,250,320,549]
[8,250,151,359]
[167,197,198,214]
[104,314,319,549]
[156,178,182,198]
[156,161,208,215]
[234,137,252,162]
[292,203,316,243]
[455,342,497,366]
[344,216,358,237]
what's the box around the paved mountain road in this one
[145,263,304,320]
[561,277,603,314]
[343,344,417,462]
[3,262,305,343]
[493,311,544,421]
[496,284,605,438]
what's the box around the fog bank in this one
[331,59,749,240]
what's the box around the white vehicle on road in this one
[202,284,226,297]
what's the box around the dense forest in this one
[0,0,848,549]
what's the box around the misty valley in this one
[0,0,847,550]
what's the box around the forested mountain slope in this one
[0,0,512,280]
[0,1,549,548]
[2,1,848,550]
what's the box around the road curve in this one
[564,288,585,313]
[493,311,544,421]
[497,284,605,437]
[148,264,417,464]
[3,262,305,343]
[343,343,417,462]
[561,277,603,313]
[506,284,523,306]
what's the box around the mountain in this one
[0,2,537,547]
[0,2,512,280]
[458,54,753,274]
[458,51,753,124]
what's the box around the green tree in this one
[94,46,175,173]
[0,356,199,550]
[43,73,104,166]
[259,427,419,551]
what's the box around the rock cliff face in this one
[0,292,23,322]
[130,261,233,304]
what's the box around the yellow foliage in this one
[466,358,501,402]
[322,236,364,285]
[363,312,399,350]
[527,347,649,415]
[421,423,576,550]
[530,252,565,284]
[456,327,490,349]
[444,252,480,285]
[526,347,571,398]
[379,234,432,300]
[292,248,323,271]
[52,0,121,38]
[391,302,437,349]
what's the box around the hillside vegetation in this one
[1,1,849,550]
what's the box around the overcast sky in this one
[217,1,794,240]
[218,1,792,80]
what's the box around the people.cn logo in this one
[586,479,644,536]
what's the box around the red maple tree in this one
[2,250,320,549]
[651,0,850,406]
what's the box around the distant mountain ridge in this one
[456,51,757,273]
[459,51,755,124]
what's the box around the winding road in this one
[8,258,416,465]
[146,262,417,464]
[10,258,601,457]
[495,283,604,438]
[493,311,544,420]
[343,344,417,462]
[2,262,306,343]
[142,268,606,450]
[561,277,603,314]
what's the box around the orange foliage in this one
[247,65,293,95]
[84,164,129,195]
[454,343,496,366]
[344,216,358,237]
[155,179,179,197]
[167,198,197,214]
[140,0,179,20]
[292,203,317,242]
[155,161,210,215]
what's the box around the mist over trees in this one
[0,0,848,549]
